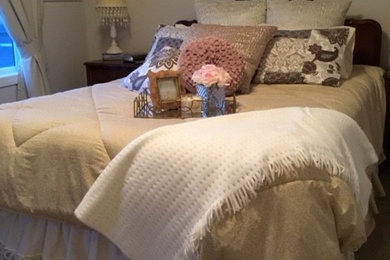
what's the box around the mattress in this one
[0,64,385,259]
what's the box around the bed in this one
[0,12,387,260]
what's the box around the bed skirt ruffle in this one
[0,209,129,260]
[0,164,383,260]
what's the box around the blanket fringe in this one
[184,146,349,259]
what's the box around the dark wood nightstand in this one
[384,74,390,156]
[84,58,145,86]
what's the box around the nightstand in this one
[84,58,145,86]
[384,74,390,157]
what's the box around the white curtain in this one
[0,0,50,99]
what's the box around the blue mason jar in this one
[196,84,226,117]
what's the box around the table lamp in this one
[96,0,129,55]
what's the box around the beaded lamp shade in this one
[96,0,129,26]
[96,0,129,54]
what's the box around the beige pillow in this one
[185,24,277,94]
[253,27,356,86]
[194,0,266,26]
[266,0,352,30]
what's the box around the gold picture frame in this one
[148,70,184,112]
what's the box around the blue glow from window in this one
[0,22,16,69]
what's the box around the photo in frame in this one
[148,70,185,112]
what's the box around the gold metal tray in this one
[133,92,236,119]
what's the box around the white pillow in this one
[194,0,266,26]
[266,0,352,30]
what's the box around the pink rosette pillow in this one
[178,36,245,96]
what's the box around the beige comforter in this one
[0,65,385,257]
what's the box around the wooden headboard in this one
[176,19,383,67]
[345,19,382,66]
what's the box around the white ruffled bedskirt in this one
[0,209,358,260]
[0,209,129,260]
[0,209,362,260]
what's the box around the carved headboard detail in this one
[176,19,383,67]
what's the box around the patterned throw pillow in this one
[194,0,266,26]
[266,0,352,30]
[178,36,245,96]
[186,24,277,94]
[149,47,180,72]
[122,25,190,92]
[253,27,356,87]
[122,47,181,93]
[146,25,191,60]
[150,37,183,57]
[122,61,150,92]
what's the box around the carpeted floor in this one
[355,162,390,259]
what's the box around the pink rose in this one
[191,64,231,87]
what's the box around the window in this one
[0,23,16,68]
[0,21,18,70]
[0,20,18,87]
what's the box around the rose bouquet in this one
[191,64,231,87]
[191,64,230,117]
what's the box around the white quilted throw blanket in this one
[75,107,377,260]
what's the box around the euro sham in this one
[194,0,266,26]
[266,0,352,30]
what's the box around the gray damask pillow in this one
[253,27,355,87]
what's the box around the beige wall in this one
[43,0,195,93]
[42,0,390,93]
[43,1,88,93]
[83,0,195,60]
